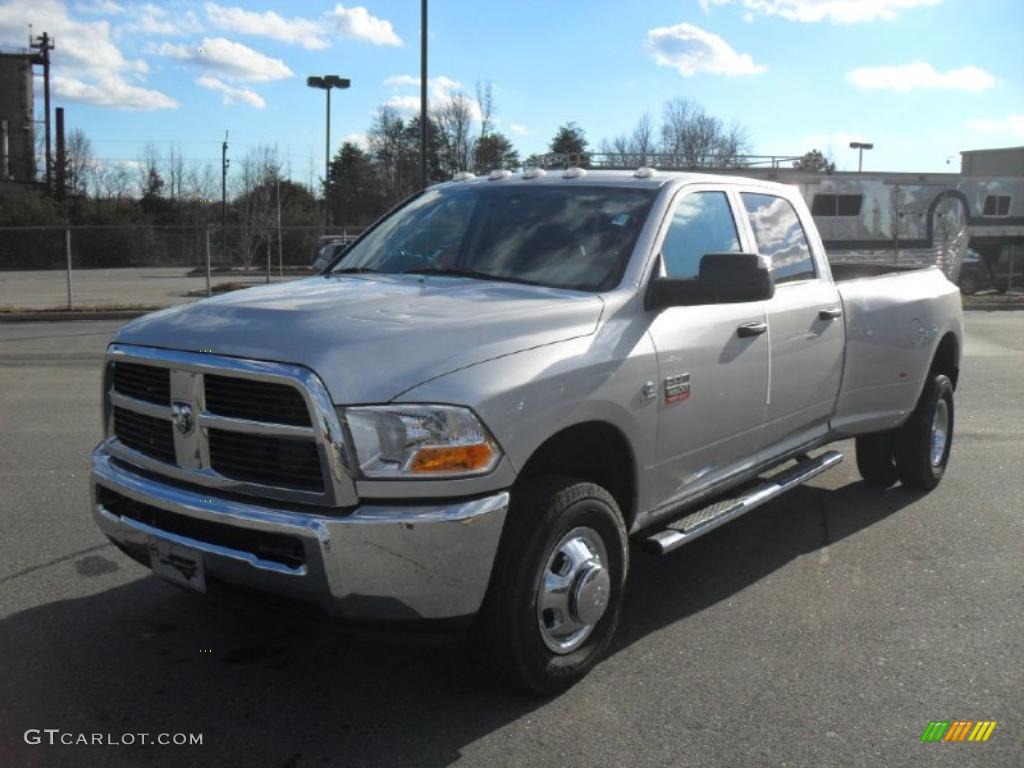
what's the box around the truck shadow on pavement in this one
[0,480,921,768]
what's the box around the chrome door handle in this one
[819,307,842,320]
[737,321,768,337]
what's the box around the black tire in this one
[893,373,954,491]
[855,433,899,487]
[959,275,977,295]
[479,476,628,695]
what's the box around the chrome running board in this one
[642,450,843,555]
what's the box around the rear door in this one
[646,186,770,509]
[738,191,844,457]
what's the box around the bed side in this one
[831,266,963,437]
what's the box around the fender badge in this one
[664,373,690,404]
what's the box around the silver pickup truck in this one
[91,170,963,693]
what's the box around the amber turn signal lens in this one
[409,443,495,473]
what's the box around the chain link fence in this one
[0,224,363,311]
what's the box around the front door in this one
[646,188,770,509]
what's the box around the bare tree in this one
[658,98,749,168]
[65,128,93,199]
[476,80,495,138]
[601,113,657,168]
[136,143,162,198]
[234,145,283,268]
[367,105,409,201]
[434,91,475,176]
[165,145,186,205]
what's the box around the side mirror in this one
[645,252,774,311]
[312,243,347,272]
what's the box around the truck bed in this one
[829,262,932,282]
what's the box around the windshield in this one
[331,184,657,291]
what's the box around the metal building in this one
[0,51,36,183]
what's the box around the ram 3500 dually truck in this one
[91,170,962,693]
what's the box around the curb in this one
[0,310,154,322]
[962,304,1024,312]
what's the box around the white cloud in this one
[53,73,178,109]
[326,3,402,46]
[383,95,422,113]
[846,61,995,92]
[341,131,370,149]
[204,3,328,49]
[966,115,1024,138]
[509,123,536,136]
[76,0,125,14]
[383,74,483,121]
[0,0,175,109]
[196,75,265,108]
[646,23,766,76]
[153,36,292,81]
[700,0,942,23]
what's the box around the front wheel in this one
[894,373,954,490]
[479,477,628,695]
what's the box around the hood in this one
[114,275,604,403]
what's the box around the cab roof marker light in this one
[452,171,476,181]
[634,167,657,178]
[522,167,546,179]
[563,166,587,179]
[488,169,513,181]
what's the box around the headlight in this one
[340,405,501,478]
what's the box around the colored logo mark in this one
[921,720,997,742]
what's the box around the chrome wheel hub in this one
[930,398,949,467]
[537,527,610,655]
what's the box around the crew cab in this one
[91,169,963,693]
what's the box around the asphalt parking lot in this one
[0,267,299,310]
[0,313,1021,768]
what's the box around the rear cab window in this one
[740,192,816,284]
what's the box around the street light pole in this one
[307,75,351,228]
[420,0,428,190]
[325,86,330,224]
[849,141,874,172]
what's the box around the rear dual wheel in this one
[855,373,954,491]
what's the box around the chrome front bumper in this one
[91,448,509,621]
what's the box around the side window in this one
[661,191,742,279]
[983,195,1011,216]
[740,192,816,284]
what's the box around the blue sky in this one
[1,0,1022,181]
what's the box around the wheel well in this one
[931,332,959,389]
[517,422,637,527]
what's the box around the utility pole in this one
[221,131,229,262]
[30,32,55,189]
[420,0,428,189]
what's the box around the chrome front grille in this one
[113,362,170,405]
[208,429,323,491]
[112,406,176,463]
[103,344,356,507]
[204,374,311,427]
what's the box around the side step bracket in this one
[642,450,843,555]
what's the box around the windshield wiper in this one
[331,266,386,275]
[402,267,544,286]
